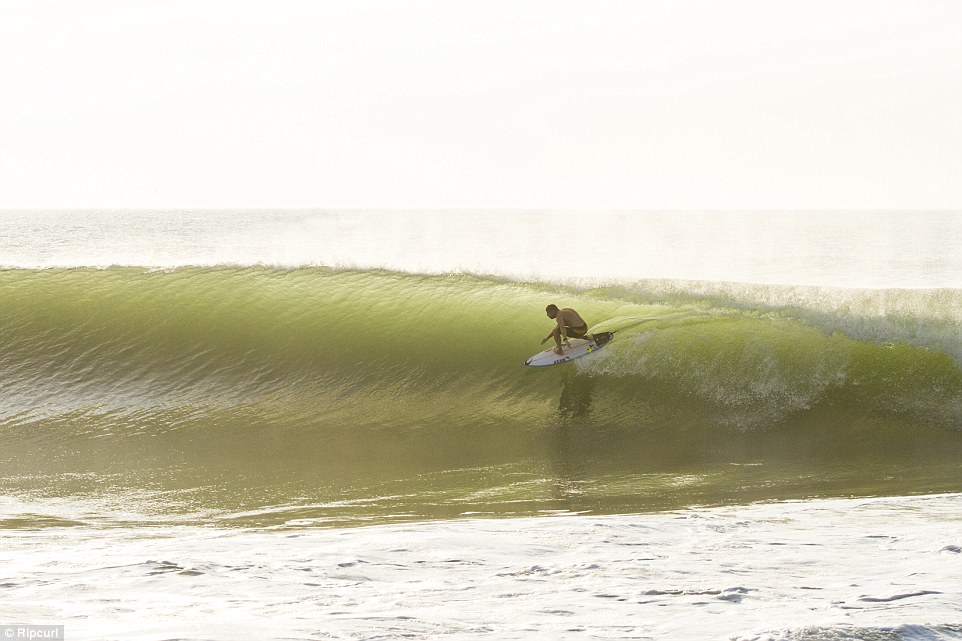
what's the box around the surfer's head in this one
[546,304,559,319]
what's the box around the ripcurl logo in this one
[0,626,64,640]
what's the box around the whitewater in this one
[1,210,961,640]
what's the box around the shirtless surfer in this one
[541,304,593,355]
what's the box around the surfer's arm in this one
[541,324,563,345]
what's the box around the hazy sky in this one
[1,1,960,209]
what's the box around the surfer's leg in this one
[551,327,565,355]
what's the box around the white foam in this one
[2,493,960,640]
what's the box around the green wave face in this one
[2,267,962,527]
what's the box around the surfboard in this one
[524,332,613,367]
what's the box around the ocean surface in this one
[1,210,961,640]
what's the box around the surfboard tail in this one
[592,331,614,347]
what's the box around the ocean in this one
[1,210,961,640]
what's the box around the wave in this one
[2,265,960,433]
[3,265,962,523]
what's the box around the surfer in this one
[541,304,593,355]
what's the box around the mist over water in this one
[4,210,962,287]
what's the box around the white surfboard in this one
[524,332,613,367]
